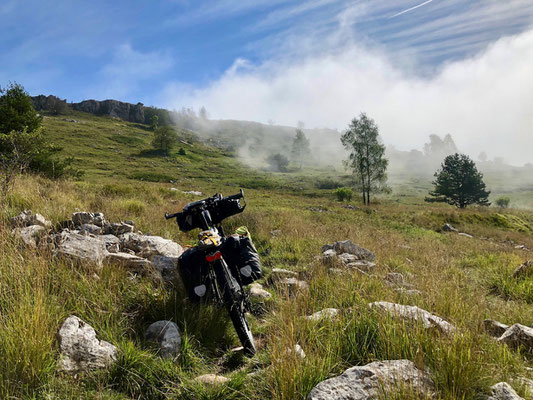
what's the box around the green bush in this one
[316,179,343,189]
[335,187,353,202]
[495,196,510,209]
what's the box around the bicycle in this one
[165,189,257,356]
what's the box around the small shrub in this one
[495,196,510,209]
[178,148,186,156]
[334,187,353,202]
[316,179,343,189]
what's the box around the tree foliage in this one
[291,129,310,169]
[341,113,388,205]
[0,83,42,134]
[425,153,490,208]
[495,196,510,209]
[152,125,177,154]
[266,153,289,172]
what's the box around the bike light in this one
[205,251,222,262]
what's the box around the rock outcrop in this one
[497,324,533,353]
[71,99,145,123]
[57,315,117,373]
[322,240,376,273]
[307,360,434,400]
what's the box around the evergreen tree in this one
[425,153,490,208]
[291,129,310,169]
[0,82,42,134]
[341,113,388,205]
[152,125,177,154]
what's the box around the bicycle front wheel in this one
[228,301,256,356]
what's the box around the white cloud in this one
[96,44,173,100]
[164,28,533,165]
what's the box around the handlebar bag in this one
[178,247,211,302]
[221,233,262,286]
[211,198,244,225]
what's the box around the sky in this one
[1,0,533,164]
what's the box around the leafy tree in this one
[495,196,510,208]
[425,153,490,208]
[0,82,42,134]
[266,153,289,172]
[291,129,310,169]
[423,134,458,159]
[341,113,388,205]
[152,125,177,154]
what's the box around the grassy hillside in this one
[1,112,533,399]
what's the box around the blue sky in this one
[2,0,532,105]
[2,1,533,163]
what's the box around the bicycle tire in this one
[227,300,256,356]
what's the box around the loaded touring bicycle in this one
[165,189,262,355]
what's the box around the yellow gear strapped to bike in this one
[234,226,251,240]
[198,230,221,248]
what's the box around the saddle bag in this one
[221,233,262,286]
[178,247,211,302]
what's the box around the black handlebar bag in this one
[221,234,262,286]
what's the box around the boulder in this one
[97,234,121,253]
[487,382,524,400]
[332,240,376,261]
[57,315,117,373]
[72,212,105,227]
[458,232,473,238]
[249,283,272,300]
[346,260,376,272]
[498,324,533,352]
[442,223,458,232]
[270,268,297,281]
[55,232,108,267]
[12,225,47,247]
[106,222,134,236]
[120,233,183,258]
[278,277,309,295]
[9,210,51,228]
[145,320,181,359]
[105,252,152,273]
[305,308,339,322]
[194,374,229,385]
[79,224,103,235]
[370,301,455,335]
[307,359,434,400]
[484,319,509,338]
[151,255,179,283]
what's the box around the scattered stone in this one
[270,229,282,237]
[513,261,532,279]
[370,301,455,335]
[194,374,229,385]
[183,190,203,196]
[11,225,47,247]
[9,210,51,228]
[498,324,533,353]
[79,223,102,235]
[458,232,473,238]
[515,245,530,251]
[345,260,375,272]
[249,283,272,300]
[487,382,524,400]
[394,288,422,296]
[72,212,105,227]
[442,223,458,232]
[290,344,306,359]
[305,308,339,322]
[484,319,510,338]
[332,240,376,261]
[270,268,297,281]
[57,315,117,373]
[55,232,108,267]
[145,320,181,359]
[342,204,358,210]
[322,249,337,263]
[278,277,309,295]
[307,359,434,400]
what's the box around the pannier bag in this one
[178,247,211,302]
[221,227,262,285]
